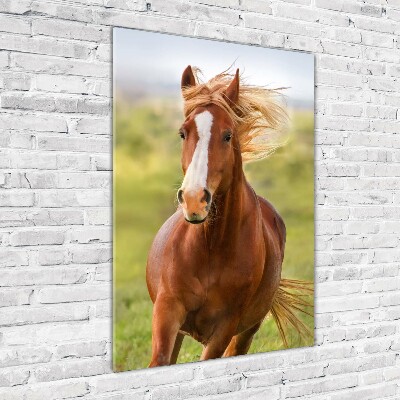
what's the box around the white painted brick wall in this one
[0,0,399,398]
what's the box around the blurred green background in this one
[113,95,314,372]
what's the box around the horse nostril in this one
[177,189,184,204]
[203,188,212,205]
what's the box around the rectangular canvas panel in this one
[113,27,314,372]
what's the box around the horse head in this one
[177,65,240,224]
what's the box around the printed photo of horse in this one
[113,28,314,371]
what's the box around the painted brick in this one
[25,380,90,400]
[76,117,110,135]
[10,230,65,246]
[0,368,30,387]
[329,383,396,400]
[284,375,358,397]
[30,1,94,23]
[56,154,91,171]
[0,0,31,14]
[11,52,109,78]
[38,284,110,304]
[2,72,31,90]
[38,248,67,266]
[31,19,110,43]
[68,227,111,244]
[0,250,29,267]
[0,288,33,307]
[33,359,110,382]
[0,32,93,59]
[240,0,272,14]
[92,155,112,171]
[0,14,31,35]
[55,340,107,359]
[0,346,52,368]
[0,192,35,207]
[0,125,28,150]
[0,113,67,132]
[0,302,89,326]
[0,267,89,288]
[37,136,111,153]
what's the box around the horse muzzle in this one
[177,187,212,224]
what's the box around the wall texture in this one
[0,0,399,398]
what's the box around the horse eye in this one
[179,129,186,140]
[223,132,232,142]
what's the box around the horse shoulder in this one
[146,209,182,302]
[257,195,286,258]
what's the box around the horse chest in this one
[177,238,263,307]
[180,259,257,341]
[170,218,265,341]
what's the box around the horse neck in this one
[204,148,259,247]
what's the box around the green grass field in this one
[113,98,314,371]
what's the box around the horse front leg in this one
[200,317,240,361]
[149,297,186,367]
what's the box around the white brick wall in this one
[0,0,399,398]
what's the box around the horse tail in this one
[270,278,314,347]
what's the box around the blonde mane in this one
[182,68,288,162]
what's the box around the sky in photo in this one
[114,28,314,108]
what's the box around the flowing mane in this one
[182,68,288,162]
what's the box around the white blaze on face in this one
[181,110,213,193]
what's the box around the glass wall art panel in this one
[113,27,314,372]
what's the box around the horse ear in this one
[181,65,196,90]
[224,69,239,105]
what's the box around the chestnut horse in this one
[146,66,311,367]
